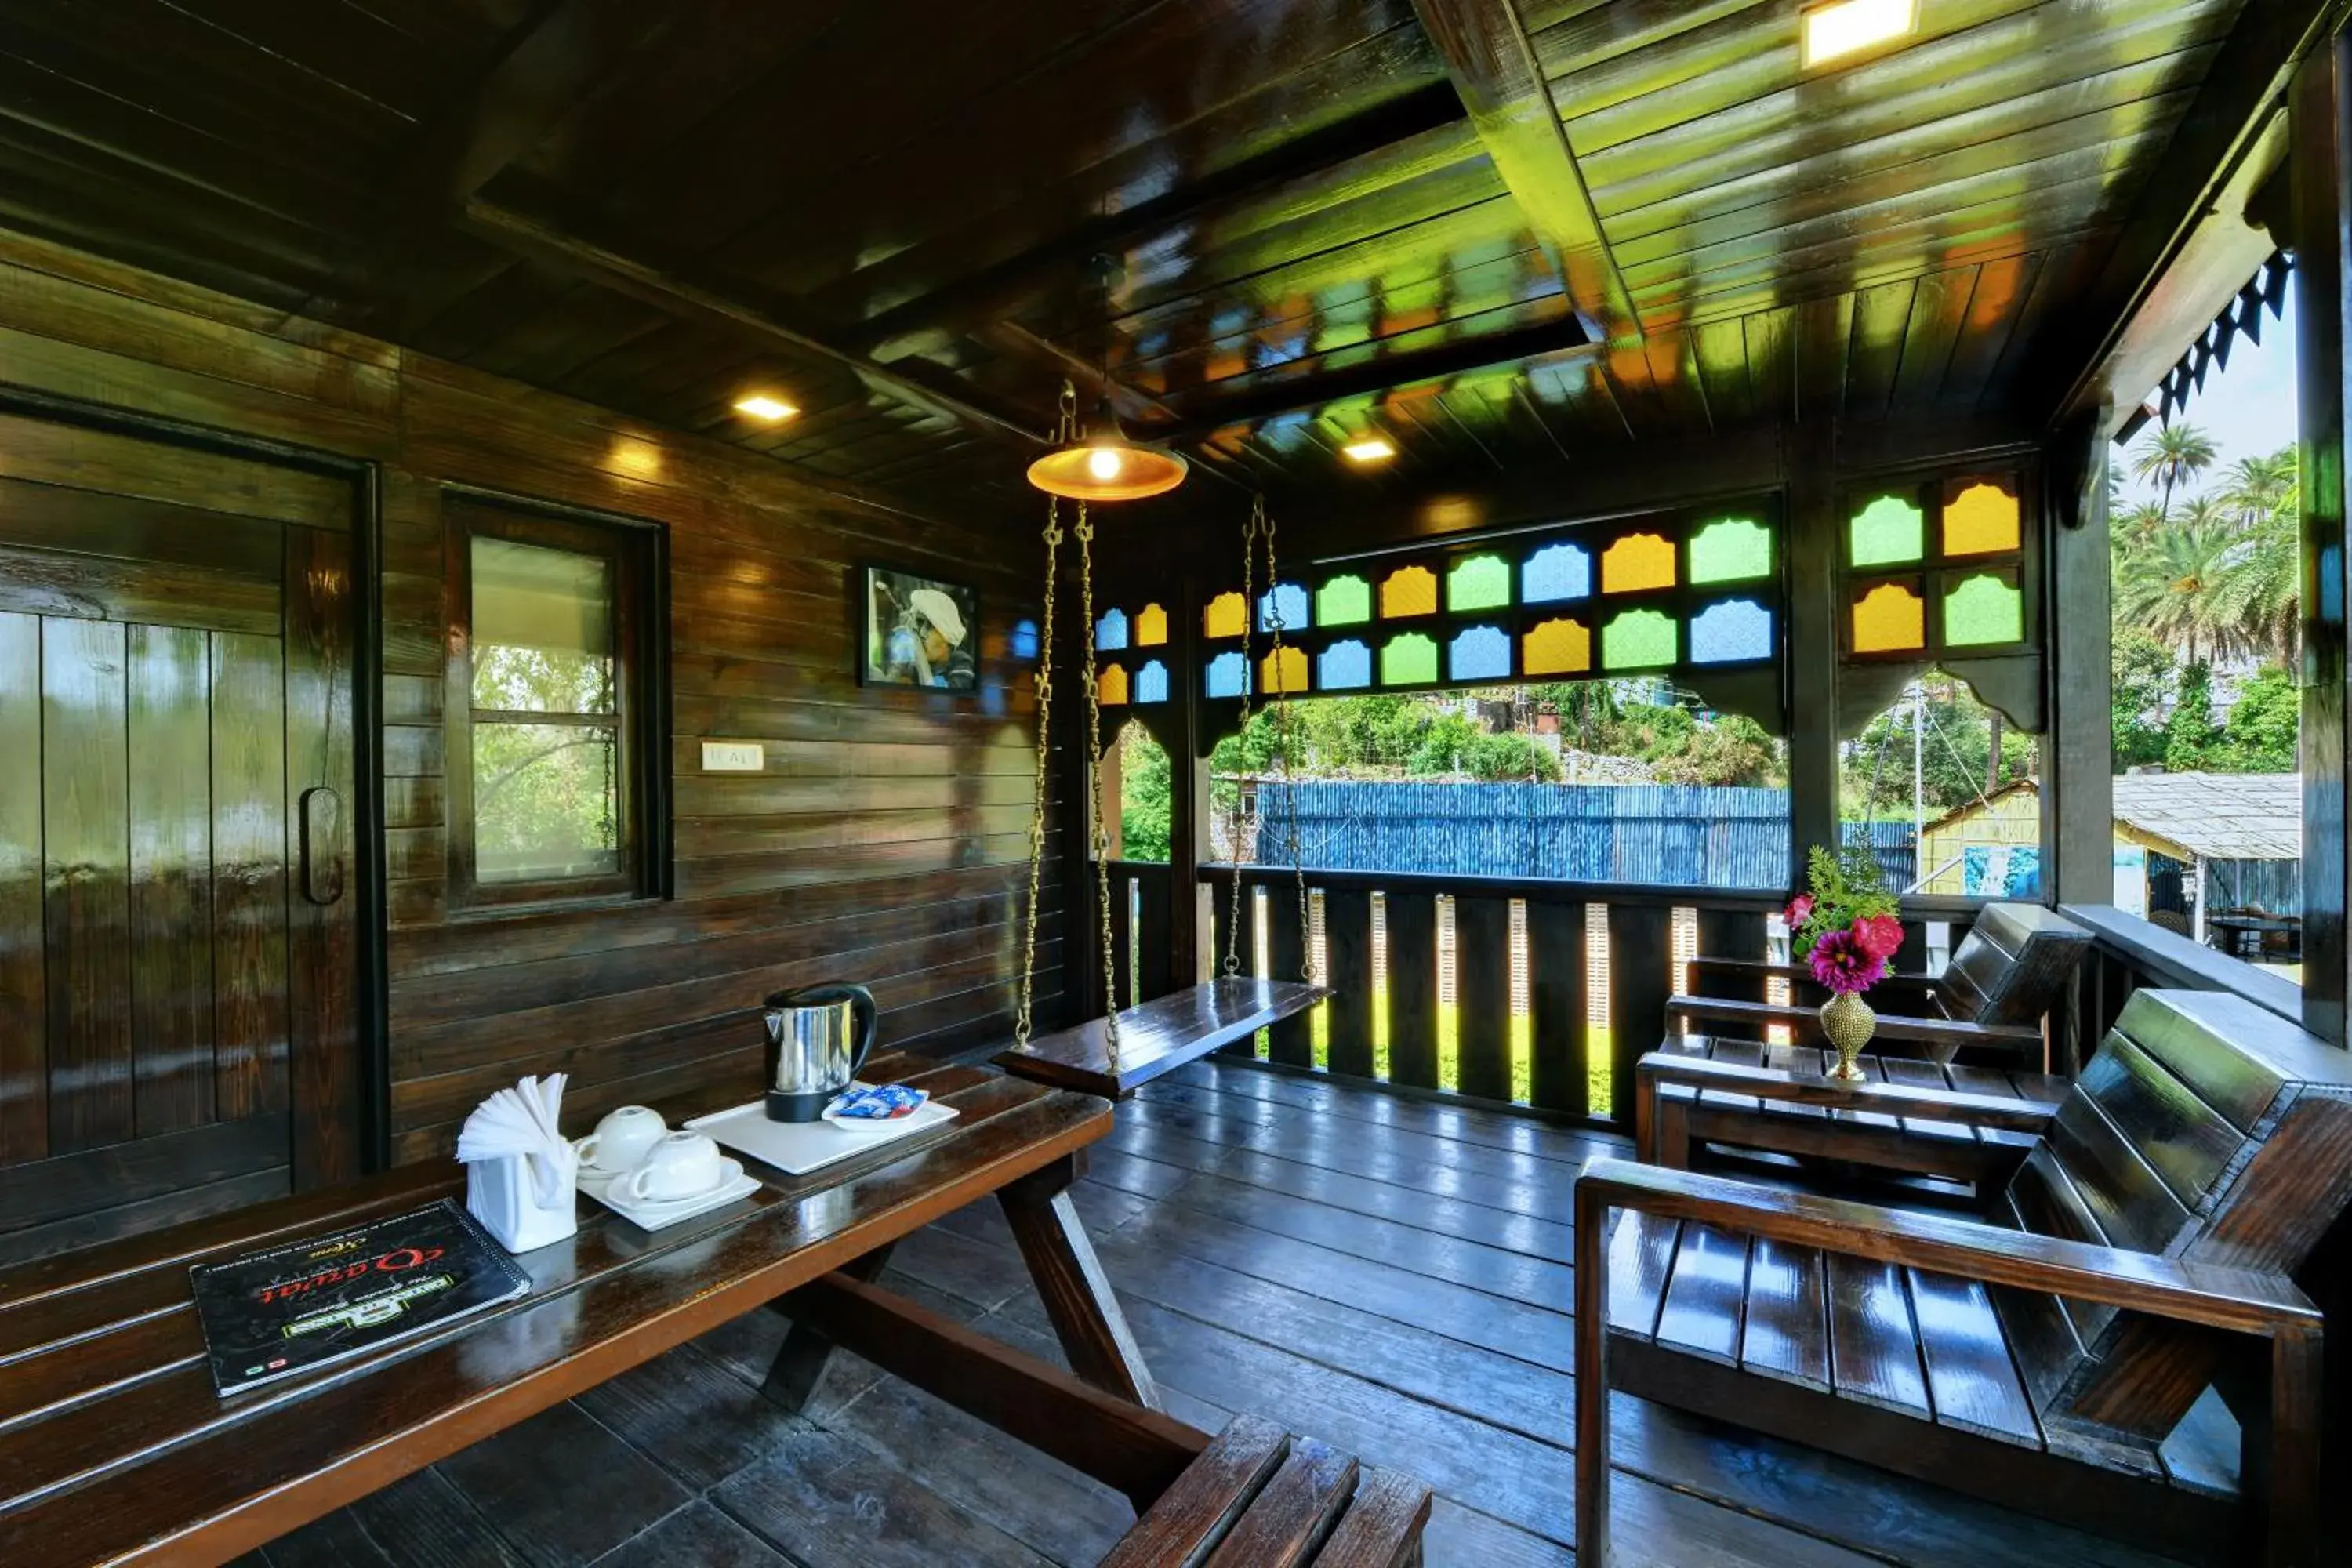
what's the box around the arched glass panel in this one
[1010,619,1039,661]
[1205,651,1250,697]
[1380,564,1438,618]
[1094,608,1128,652]
[1688,598,1773,664]
[1317,574,1372,626]
[1850,494,1924,567]
[1261,645,1310,695]
[1522,543,1590,603]
[1319,640,1373,690]
[1097,662,1129,705]
[1381,633,1439,685]
[1447,554,1512,612]
[1601,608,1676,669]
[1944,572,2024,645]
[1687,518,1773,584]
[1258,582,1310,633]
[1601,533,1676,593]
[1448,625,1512,681]
[1523,618,1591,676]
[1943,479,2020,556]
[1134,604,1168,645]
[1851,581,1925,652]
[1203,591,1247,639]
[1134,659,1169,704]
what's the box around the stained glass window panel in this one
[1318,574,1372,626]
[1523,618,1591,675]
[1098,663,1128,705]
[1095,608,1128,651]
[1381,564,1437,618]
[1688,518,1773,584]
[1203,591,1247,639]
[1010,619,1039,661]
[1850,494,1924,567]
[1261,645,1310,695]
[1134,604,1168,645]
[1689,598,1773,664]
[1944,572,2024,645]
[1943,478,2020,556]
[1381,633,1439,685]
[1448,625,1511,681]
[1601,533,1676,593]
[1319,640,1372,690]
[1205,651,1250,697]
[1258,582,1310,633]
[1134,659,1169,704]
[1522,543,1590,603]
[1852,581,1925,652]
[1602,608,1676,669]
[1448,554,1511,612]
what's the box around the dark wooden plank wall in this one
[0,230,1064,1170]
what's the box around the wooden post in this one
[1784,422,1840,884]
[2296,34,2350,1046]
[2042,411,2115,911]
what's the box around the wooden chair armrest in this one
[1685,956,1939,1003]
[1633,1051,2057,1133]
[1664,995,2042,1053]
[1575,1158,2319,1338]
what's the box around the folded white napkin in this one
[456,1073,572,1207]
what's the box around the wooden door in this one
[0,410,358,1265]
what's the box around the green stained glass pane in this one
[1447,554,1511,612]
[1849,494,1923,567]
[1688,517,1773,584]
[1318,573,1371,626]
[1944,573,2024,645]
[1381,632,1439,686]
[1602,608,1676,670]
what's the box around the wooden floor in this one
[245,1059,2202,1568]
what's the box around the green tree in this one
[2217,666,2299,773]
[2129,419,2216,520]
[2163,661,2224,771]
[1849,677,2033,817]
[2113,511,2242,664]
[2111,629,2172,771]
[1117,724,1171,862]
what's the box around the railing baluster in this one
[1454,895,1513,1102]
[1606,903,1674,1123]
[1526,899,1588,1116]
[1265,880,1312,1069]
[1697,907,1769,1003]
[1132,866,1171,1002]
[1385,891,1439,1090]
[1322,884,1375,1080]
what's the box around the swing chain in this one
[1221,497,1262,978]
[1075,500,1120,1064]
[1013,496,1063,1050]
[1260,505,1314,985]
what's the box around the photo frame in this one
[860,564,980,691]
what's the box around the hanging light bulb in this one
[1027,393,1188,502]
[1087,447,1123,481]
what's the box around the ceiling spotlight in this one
[733,393,798,421]
[1342,437,1397,464]
[1799,0,1916,68]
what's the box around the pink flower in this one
[1851,913,1904,961]
[1783,894,1814,928]
[1807,928,1889,996]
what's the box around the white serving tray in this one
[577,1158,762,1231]
[685,1087,957,1177]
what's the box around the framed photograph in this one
[861,565,979,691]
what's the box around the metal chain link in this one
[1075,500,1120,1066]
[1221,497,1261,978]
[1014,387,1081,1049]
[1261,504,1315,985]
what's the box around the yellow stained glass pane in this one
[1134,603,1168,644]
[1852,581,1925,652]
[1523,618,1591,676]
[1098,663,1128,705]
[1943,479,2020,556]
[1381,564,1437,618]
[1601,532,1676,593]
[1260,646,1310,695]
[1203,591,1247,639]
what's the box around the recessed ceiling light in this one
[1342,437,1396,464]
[1800,0,1916,68]
[733,393,798,421]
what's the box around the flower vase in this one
[1820,991,1875,1081]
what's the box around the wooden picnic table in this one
[0,1056,1153,1567]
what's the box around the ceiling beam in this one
[1410,0,1640,343]
[849,81,1469,358]
[462,196,1047,445]
[2038,0,2333,430]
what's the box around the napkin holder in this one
[466,1147,579,1254]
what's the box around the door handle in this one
[300,786,343,906]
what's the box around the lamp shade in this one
[1026,399,1188,501]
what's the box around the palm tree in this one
[2129,420,2217,520]
[2112,513,2245,665]
[2110,499,2167,550]
[2217,448,2297,532]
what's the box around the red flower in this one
[1783,894,1814,928]
[1851,913,1904,960]
[1807,928,1889,996]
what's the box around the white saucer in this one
[579,1158,759,1230]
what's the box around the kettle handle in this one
[763,982,880,1076]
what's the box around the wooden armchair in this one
[1668,900,2092,1064]
[1579,988,2352,1567]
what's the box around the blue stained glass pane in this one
[1205,652,1250,698]
[1134,660,1169,704]
[1319,640,1372,690]
[1522,543,1590,603]
[1094,608,1128,651]
[1449,625,1511,681]
[1010,619,1039,661]
[1689,598,1773,664]
[1258,582,1310,633]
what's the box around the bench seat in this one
[997,978,1330,1098]
[1104,1414,1432,1568]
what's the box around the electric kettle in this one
[761,982,879,1122]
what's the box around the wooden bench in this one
[1670,900,2091,1065]
[997,977,1331,1099]
[1580,988,2352,1568]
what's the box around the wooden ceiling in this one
[0,0,2313,520]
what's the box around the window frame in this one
[443,492,666,913]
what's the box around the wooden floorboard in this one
[256,1060,2197,1568]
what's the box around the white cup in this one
[578,1105,665,1173]
[619,1131,726,1203]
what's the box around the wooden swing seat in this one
[996,977,1331,1099]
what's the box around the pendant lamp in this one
[1025,253,1188,502]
